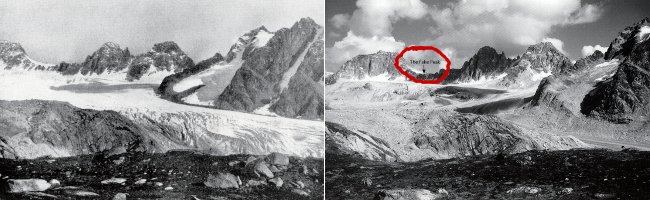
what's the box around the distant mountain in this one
[0,40,194,82]
[452,46,515,83]
[0,41,55,70]
[325,51,401,85]
[582,17,650,123]
[498,42,573,87]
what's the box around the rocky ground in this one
[326,149,650,199]
[0,151,323,199]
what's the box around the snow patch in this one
[253,30,274,48]
[253,103,279,117]
[637,26,650,42]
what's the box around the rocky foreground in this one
[326,149,650,199]
[0,151,323,199]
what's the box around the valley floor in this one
[326,149,650,199]
[0,151,323,200]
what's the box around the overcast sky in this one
[326,0,650,72]
[0,0,324,63]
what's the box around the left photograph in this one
[0,0,324,199]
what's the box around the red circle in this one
[394,46,451,84]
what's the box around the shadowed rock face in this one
[214,18,323,118]
[0,100,148,159]
[325,51,400,85]
[453,46,515,83]
[79,42,132,75]
[269,34,324,119]
[605,17,650,60]
[582,18,650,123]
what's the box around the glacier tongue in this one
[0,70,324,158]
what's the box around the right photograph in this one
[324,0,650,199]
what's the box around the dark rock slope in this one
[214,18,323,119]
[582,18,650,123]
[0,100,151,159]
[451,46,515,83]
[269,33,324,119]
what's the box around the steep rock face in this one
[581,39,650,123]
[500,42,573,87]
[325,122,399,162]
[325,51,400,85]
[452,46,514,83]
[0,100,149,159]
[0,41,53,70]
[269,34,324,119]
[214,18,321,114]
[604,17,650,60]
[157,53,224,100]
[78,42,132,76]
[126,41,194,81]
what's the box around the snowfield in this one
[0,69,324,158]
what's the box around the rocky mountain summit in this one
[325,51,401,85]
[582,18,650,123]
[214,18,324,119]
[0,41,54,70]
[499,42,573,87]
[451,46,515,83]
[604,17,650,60]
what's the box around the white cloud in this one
[326,32,405,65]
[329,14,351,29]
[425,0,603,67]
[542,37,566,54]
[327,0,428,69]
[581,45,608,57]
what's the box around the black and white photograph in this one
[0,0,324,199]
[325,0,650,199]
[3,0,650,199]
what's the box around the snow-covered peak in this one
[225,26,275,62]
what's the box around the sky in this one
[326,0,650,72]
[0,0,324,64]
